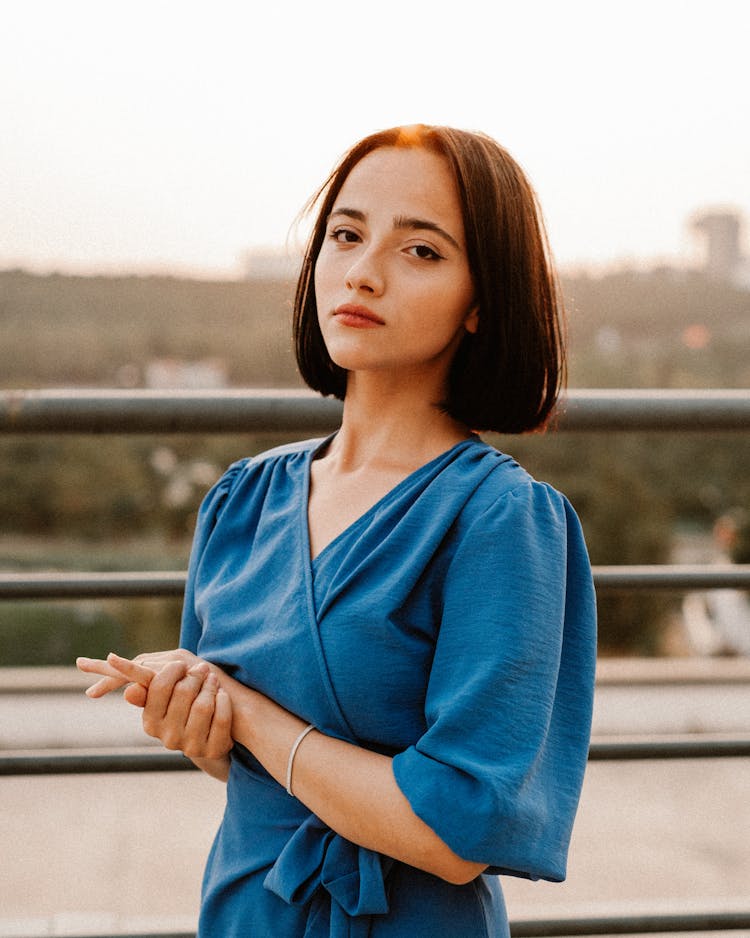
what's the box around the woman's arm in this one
[230,683,486,885]
[86,653,485,884]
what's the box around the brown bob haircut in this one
[293,124,565,434]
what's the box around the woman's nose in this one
[344,248,384,296]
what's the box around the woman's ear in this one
[464,304,479,335]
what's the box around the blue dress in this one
[180,435,596,938]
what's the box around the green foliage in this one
[565,267,750,388]
[0,269,301,388]
[0,602,126,665]
[0,598,183,666]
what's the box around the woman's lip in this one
[333,304,385,326]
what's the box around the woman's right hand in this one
[100,655,234,763]
[141,659,234,762]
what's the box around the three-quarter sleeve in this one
[391,479,596,882]
[179,460,247,653]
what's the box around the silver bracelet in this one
[285,723,316,797]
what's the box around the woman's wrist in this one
[225,681,313,788]
[227,681,263,747]
[191,754,231,782]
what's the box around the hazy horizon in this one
[2,0,748,280]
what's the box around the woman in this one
[78,124,597,937]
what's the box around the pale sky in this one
[1,0,748,278]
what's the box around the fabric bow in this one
[264,813,393,938]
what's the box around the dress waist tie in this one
[263,812,393,938]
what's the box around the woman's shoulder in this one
[216,437,326,486]
[454,439,589,555]
[249,436,328,465]
[466,438,564,507]
[198,437,325,515]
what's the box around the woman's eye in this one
[408,244,441,261]
[331,227,360,244]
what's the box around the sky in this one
[1,0,748,279]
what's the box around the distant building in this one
[690,208,750,288]
[145,358,228,389]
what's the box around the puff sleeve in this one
[391,479,596,882]
[179,460,248,654]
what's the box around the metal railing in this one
[2,388,750,936]
[2,735,750,777]
[2,564,750,599]
[2,387,750,433]
[20,909,750,938]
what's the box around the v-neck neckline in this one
[300,434,483,570]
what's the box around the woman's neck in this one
[329,371,474,473]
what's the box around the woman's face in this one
[313,146,478,392]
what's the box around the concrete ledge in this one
[596,656,750,685]
[0,911,196,937]
[3,658,750,695]
[1,668,93,694]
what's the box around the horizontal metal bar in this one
[2,565,749,600]
[587,737,750,760]
[3,737,749,776]
[0,388,343,434]
[50,934,192,938]
[0,750,195,775]
[593,564,750,589]
[509,910,750,936]
[2,388,749,433]
[42,910,750,938]
[0,571,187,599]
[557,388,750,431]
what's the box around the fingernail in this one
[189,662,209,676]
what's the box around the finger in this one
[107,652,155,686]
[84,675,129,699]
[123,682,148,708]
[184,677,232,760]
[133,651,178,670]
[77,658,131,698]
[77,656,129,680]
[187,661,211,680]
[206,687,233,758]
[134,649,198,672]
[142,660,188,720]
[158,667,211,744]
[182,672,219,748]
[141,661,195,740]
[77,656,116,675]
[123,659,200,710]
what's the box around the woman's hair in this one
[293,124,566,434]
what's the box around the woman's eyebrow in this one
[393,215,461,251]
[328,208,365,222]
[328,208,461,251]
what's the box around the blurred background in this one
[1,0,749,934]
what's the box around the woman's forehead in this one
[332,146,462,223]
